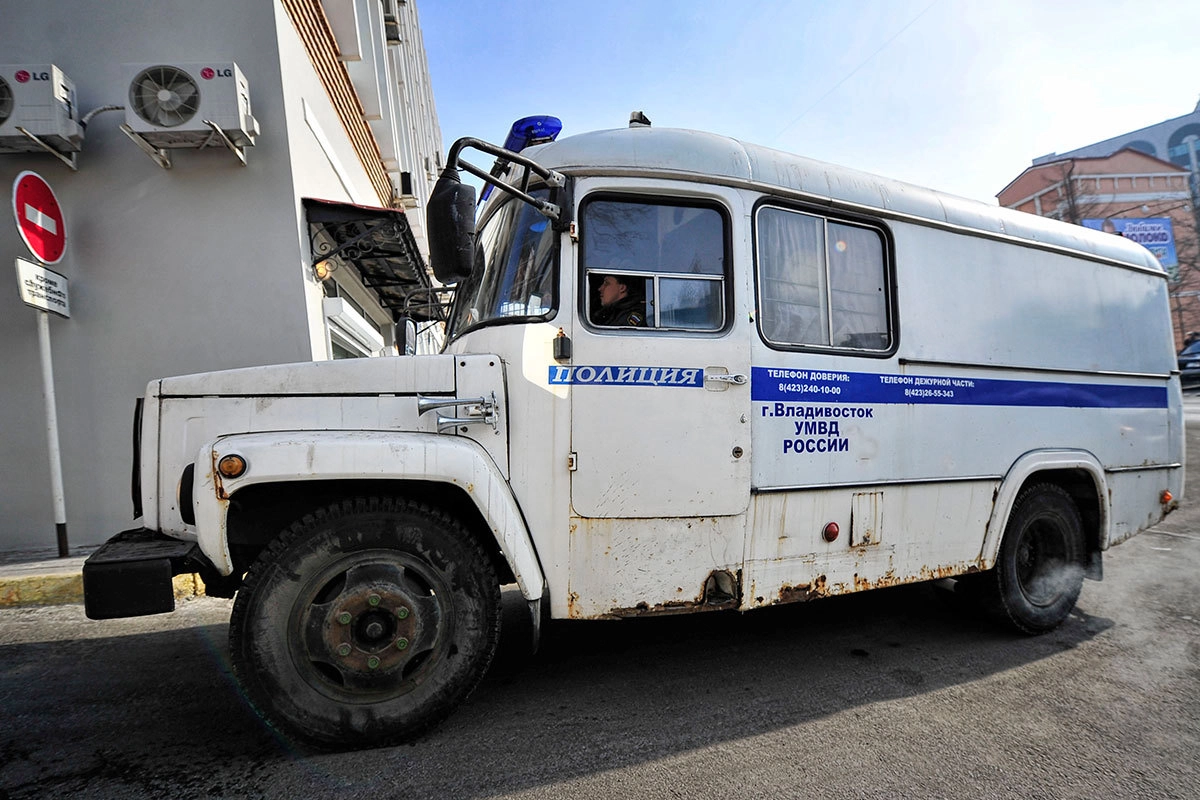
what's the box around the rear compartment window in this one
[581,197,728,331]
[755,206,891,351]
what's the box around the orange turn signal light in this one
[1161,490,1173,505]
[217,454,247,479]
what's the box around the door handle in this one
[704,373,748,386]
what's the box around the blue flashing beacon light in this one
[502,115,563,152]
[480,115,563,202]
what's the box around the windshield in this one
[448,189,557,339]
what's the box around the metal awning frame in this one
[304,198,446,322]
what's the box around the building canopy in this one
[304,198,442,322]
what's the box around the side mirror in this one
[398,317,418,355]
[427,169,477,284]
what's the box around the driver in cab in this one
[592,274,646,327]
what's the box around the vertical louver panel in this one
[281,0,394,207]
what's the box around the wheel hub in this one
[324,587,417,673]
[298,560,443,689]
[1017,519,1068,606]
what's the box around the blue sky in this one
[419,0,1200,205]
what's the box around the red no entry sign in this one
[12,171,66,265]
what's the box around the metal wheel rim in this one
[1014,515,1071,608]
[285,548,455,703]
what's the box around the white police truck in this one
[83,115,1184,748]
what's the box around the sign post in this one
[12,171,70,558]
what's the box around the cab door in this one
[563,184,752,617]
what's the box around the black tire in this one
[979,483,1086,634]
[229,496,500,749]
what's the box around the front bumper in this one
[82,529,203,619]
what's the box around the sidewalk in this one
[0,545,206,609]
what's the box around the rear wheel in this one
[229,496,500,749]
[979,483,1086,634]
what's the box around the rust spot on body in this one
[776,563,982,605]
[778,574,828,603]
[602,595,738,618]
[210,451,229,501]
[852,563,981,593]
[602,599,700,618]
[590,570,741,619]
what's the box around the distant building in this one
[998,99,1200,347]
[1032,100,1200,174]
[0,1,446,552]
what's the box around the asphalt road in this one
[3,429,1199,799]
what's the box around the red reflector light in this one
[822,522,840,542]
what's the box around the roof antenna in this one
[629,111,651,128]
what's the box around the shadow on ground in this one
[0,581,1112,799]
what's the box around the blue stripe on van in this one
[751,367,1168,408]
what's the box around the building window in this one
[323,280,387,357]
[581,196,728,331]
[754,205,892,351]
[1166,125,1200,169]
[323,281,384,337]
[1126,139,1157,158]
[331,339,362,360]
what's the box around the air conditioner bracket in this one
[15,127,78,172]
[119,124,172,170]
[201,120,247,166]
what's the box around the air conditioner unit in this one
[0,64,84,153]
[123,62,258,149]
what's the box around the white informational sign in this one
[15,257,70,318]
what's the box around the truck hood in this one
[156,354,458,397]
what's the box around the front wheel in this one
[229,496,500,749]
[978,483,1086,634]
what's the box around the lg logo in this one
[14,70,50,83]
[200,67,232,80]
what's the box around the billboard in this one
[1083,217,1178,276]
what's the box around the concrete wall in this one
[0,1,331,549]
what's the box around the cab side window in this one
[582,197,727,331]
[755,205,891,351]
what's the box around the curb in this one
[0,572,207,609]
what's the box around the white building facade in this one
[0,0,444,551]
